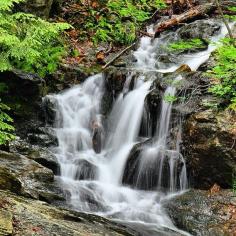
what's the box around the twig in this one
[102,43,136,69]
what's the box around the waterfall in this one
[44,22,230,236]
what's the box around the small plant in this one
[168,38,206,52]
[233,178,236,194]
[0,101,15,145]
[225,7,236,21]
[0,83,15,145]
[0,0,71,77]
[164,94,177,103]
[208,38,236,110]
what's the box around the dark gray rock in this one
[9,138,60,175]
[164,189,236,235]
[182,109,236,189]
[177,20,221,41]
[74,159,97,180]
[0,150,64,202]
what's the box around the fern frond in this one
[0,0,26,11]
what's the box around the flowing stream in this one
[46,21,230,235]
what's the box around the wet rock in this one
[92,123,102,154]
[177,20,221,41]
[9,138,60,175]
[27,129,58,147]
[104,67,127,94]
[28,148,60,175]
[183,109,236,189]
[42,95,58,125]
[0,151,63,202]
[75,160,97,180]
[122,140,183,191]
[164,189,236,235]
[0,209,13,236]
[0,190,137,236]
[144,89,162,135]
[101,67,127,116]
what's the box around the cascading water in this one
[45,21,230,235]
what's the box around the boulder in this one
[183,109,236,189]
[9,139,60,175]
[42,95,58,125]
[0,151,63,202]
[164,189,236,235]
[122,140,184,191]
[74,160,97,180]
[0,190,137,236]
[177,20,221,41]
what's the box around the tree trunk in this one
[154,3,216,37]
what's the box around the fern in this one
[0,0,25,11]
[0,99,15,145]
[0,0,71,77]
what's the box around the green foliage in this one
[164,94,177,103]
[0,82,15,145]
[168,38,206,52]
[225,7,236,21]
[233,178,236,194]
[0,101,15,145]
[0,0,71,77]
[0,0,24,11]
[86,0,166,45]
[208,38,236,110]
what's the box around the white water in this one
[45,22,230,235]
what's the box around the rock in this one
[164,189,236,235]
[0,209,13,236]
[122,140,184,191]
[17,0,54,18]
[183,109,236,189]
[144,89,162,135]
[177,20,221,41]
[0,190,138,236]
[27,128,58,147]
[74,160,97,180]
[104,67,127,97]
[42,95,58,125]
[100,67,127,116]
[0,151,63,202]
[92,123,102,154]
[0,70,46,140]
[9,139,60,175]
[28,148,60,175]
